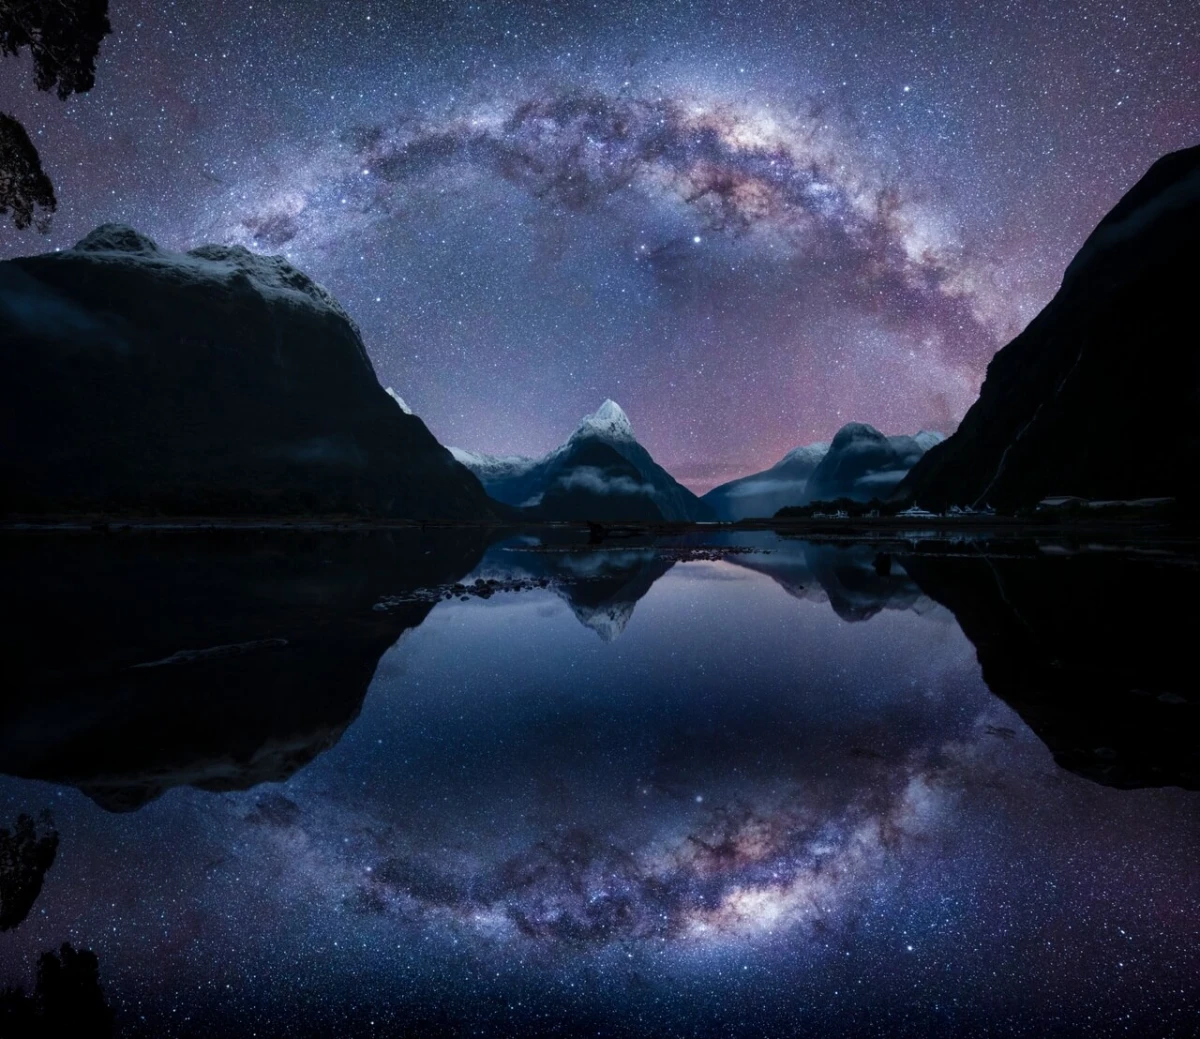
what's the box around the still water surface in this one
[0,531,1197,1037]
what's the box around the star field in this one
[0,555,1196,1037]
[0,0,1196,488]
[1,8,1197,1025]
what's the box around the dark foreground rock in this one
[899,145,1200,512]
[0,529,487,810]
[0,225,497,521]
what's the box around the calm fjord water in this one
[0,531,1197,1037]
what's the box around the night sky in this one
[0,0,1197,488]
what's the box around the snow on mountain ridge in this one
[70,224,357,330]
[776,442,831,470]
[571,399,635,442]
[448,446,540,481]
[704,425,944,520]
[384,388,413,414]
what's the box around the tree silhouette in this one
[0,811,59,931]
[0,112,56,230]
[0,944,114,1038]
[0,0,112,231]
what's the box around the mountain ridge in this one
[452,400,714,521]
[0,224,498,522]
[899,143,1200,511]
[703,423,943,521]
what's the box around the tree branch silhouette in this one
[0,0,111,231]
[0,811,59,931]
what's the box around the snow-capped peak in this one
[573,399,635,442]
[384,387,413,414]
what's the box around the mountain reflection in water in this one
[0,529,1196,1038]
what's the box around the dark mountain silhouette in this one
[899,145,1200,512]
[804,424,942,507]
[702,442,829,521]
[529,439,666,523]
[904,545,1199,789]
[704,426,942,521]
[0,225,498,521]
[0,529,487,810]
[452,400,714,522]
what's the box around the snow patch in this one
[65,223,354,327]
[73,224,162,255]
[775,442,830,470]
[384,387,413,414]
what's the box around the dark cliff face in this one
[0,224,497,521]
[904,546,1199,790]
[0,529,488,810]
[899,144,1200,512]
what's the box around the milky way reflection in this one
[0,538,1197,1037]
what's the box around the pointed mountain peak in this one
[573,399,635,442]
